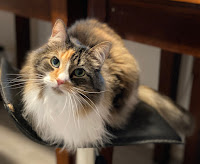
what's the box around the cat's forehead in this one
[58,48,75,60]
[43,41,89,64]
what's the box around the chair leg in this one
[15,15,30,69]
[183,58,200,164]
[100,147,113,164]
[154,50,182,164]
[50,0,68,25]
[56,148,76,164]
[50,0,88,26]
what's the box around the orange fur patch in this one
[50,49,75,80]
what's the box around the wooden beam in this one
[110,0,200,11]
[0,0,50,21]
[107,1,200,57]
[56,148,75,164]
[67,0,88,26]
[100,147,113,164]
[184,58,200,164]
[15,15,30,69]
[50,0,68,25]
[154,50,181,164]
[174,0,200,5]
[158,51,182,99]
[87,0,107,22]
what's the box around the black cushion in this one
[0,55,182,147]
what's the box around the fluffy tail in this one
[138,85,194,136]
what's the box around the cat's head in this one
[22,19,111,106]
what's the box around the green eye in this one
[74,68,85,77]
[51,57,60,68]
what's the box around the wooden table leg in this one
[56,148,76,164]
[100,147,113,164]
[50,0,68,25]
[50,0,88,26]
[15,15,30,69]
[154,50,181,164]
[183,58,200,164]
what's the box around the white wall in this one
[0,11,16,66]
[124,40,161,90]
[177,55,193,109]
[30,19,51,49]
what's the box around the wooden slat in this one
[154,144,170,164]
[154,50,181,164]
[15,15,30,69]
[100,147,113,164]
[107,1,200,57]
[56,148,75,164]
[183,58,200,164]
[67,0,88,26]
[50,0,68,25]
[0,0,51,21]
[88,0,107,22]
[111,0,200,11]
[158,51,181,98]
[174,0,200,5]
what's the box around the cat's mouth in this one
[51,83,72,94]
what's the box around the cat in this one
[20,19,193,151]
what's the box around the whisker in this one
[72,90,103,131]
[2,82,25,89]
[68,92,77,129]
[74,89,102,119]
[4,85,25,90]
[71,90,91,122]
[7,73,44,76]
[73,87,106,94]
[2,81,42,89]
[63,94,71,130]
[4,79,43,84]
[58,96,68,117]
[71,91,80,129]
[6,74,44,81]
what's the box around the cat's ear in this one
[89,41,112,67]
[49,19,68,42]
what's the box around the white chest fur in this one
[22,88,111,151]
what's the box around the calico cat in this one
[20,19,193,151]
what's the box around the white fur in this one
[22,84,111,151]
[43,76,57,87]
[58,61,71,81]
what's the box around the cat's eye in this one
[51,57,60,68]
[74,68,85,77]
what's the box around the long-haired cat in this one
[20,19,193,151]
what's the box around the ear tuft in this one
[89,41,112,67]
[50,19,67,42]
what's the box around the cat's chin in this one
[23,87,112,151]
[51,86,64,94]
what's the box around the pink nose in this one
[56,79,65,86]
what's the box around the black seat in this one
[0,55,182,147]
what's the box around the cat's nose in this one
[56,79,65,86]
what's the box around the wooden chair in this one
[1,0,200,163]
